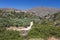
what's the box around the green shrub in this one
[27,23,60,39]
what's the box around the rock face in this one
[27,7,60,17]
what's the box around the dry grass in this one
[47,36,59,40]
[29,38,44,40]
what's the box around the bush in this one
[27,23,60,39]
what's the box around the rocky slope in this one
[0,8,21,12]
[27,7,60,17]
[0,7,60,17]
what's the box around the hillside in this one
[0,7,60,17]
[0,8,22,12]
[0,8,60,40]
[27,7,60,17]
